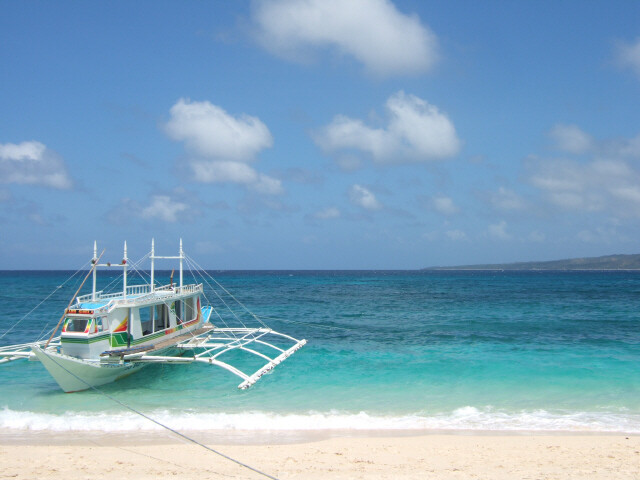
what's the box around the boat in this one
[0,240,306,392]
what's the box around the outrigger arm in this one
[103,327,306,389]
[0,337,60,364]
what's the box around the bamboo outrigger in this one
[0,240,306,392]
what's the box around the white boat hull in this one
[32,346,146,393]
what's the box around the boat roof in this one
[72,283,203,314]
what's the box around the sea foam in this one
[1,407,639,433]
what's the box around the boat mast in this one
[179,238,183,290]
[92,240,97,301]
[150,238,155,293]
[123,241,128,300]
[149,240,184,292]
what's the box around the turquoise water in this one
[0,270,639,433]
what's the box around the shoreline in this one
[1,427,637,446]
[1,432,638,479]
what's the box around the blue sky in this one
[1,0,640,269]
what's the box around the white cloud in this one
[605,133,640,159]
[191,160,258,184]
[349,184,381,210]
[0,141,72,189]
[190,160,283,195]
[614,37,640,79]
[165,99,282,195]
[253,0,438,76]
[525,126,640,219]
[490,187,525,211]
[314,206,341,219]
[335,154,363,171]
[316,91,460,165]
[527,153,640,215]
[433,196,459,215]
[252,173,284,195]
[140,195,189,223]
[110,195,192,224]
[165,98,272,160]
[445,229,467,241]
[487,220,511,240]
[549,124,593,154]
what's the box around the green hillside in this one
[424,254,640,271]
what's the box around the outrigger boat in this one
[0,240,306,393]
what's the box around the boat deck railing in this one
[75,283,203,310]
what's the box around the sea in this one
[1,269,639,436]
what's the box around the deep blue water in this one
[0,269,639,433]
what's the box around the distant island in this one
[424,254,640,271]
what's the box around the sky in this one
[1,0,640,269]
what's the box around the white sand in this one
[1,432,639,479]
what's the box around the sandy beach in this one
[1,432,638,479]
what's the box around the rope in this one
[0,260,91,341]
[3,246,309,479]
[184,255,271,336]
[98,251,151,294]
[37,348,280,480]
[183,257,244,339]
[185,255,352,333]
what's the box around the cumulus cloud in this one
[252,0,438,76]
[487,220,511,240]
[490,187,525,211]
[604,133,640,159]
[527,153,640,215]
[614,37,640,79]
[349,184,381,210]
[110,195,191,224]
[314,206,340,219]
[549,124,593,154]
[190,160,283,195]
[316,91,460,165]
[165,98,272,160]
[526,126,640,217]
[0,141,72,189]
[165,99,282,195]
[432,196,459,215]
[140,195,189,222]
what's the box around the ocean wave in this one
[1,406,639,433]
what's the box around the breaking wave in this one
[1,406,639,433]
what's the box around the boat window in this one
[175,300,183,323]
[96,317,106,332]
[64,318,89,333]
[139,307,153,335]
[185,297,195,321]
[154,304,169,331]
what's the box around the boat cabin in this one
[60,240,203,360]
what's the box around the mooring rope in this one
[2,248,302,479]
[0,260,91,342]
[37,348,280,480]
